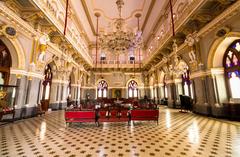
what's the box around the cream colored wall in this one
[80,72,145,99]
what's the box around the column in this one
[167,82,177,108]
[49,81,60,110]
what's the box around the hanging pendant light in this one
[98,0,142,55]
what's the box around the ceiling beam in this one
[81,0,96,36]
[141,0,156,33]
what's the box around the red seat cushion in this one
[130,110,159,121]
[65,111,96,123]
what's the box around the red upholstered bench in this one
[65,111,98,126]
[130,109,159,124]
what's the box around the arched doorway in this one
[41,64,53,111]
[0,39,12,85]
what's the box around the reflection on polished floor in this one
[1,106,240,157]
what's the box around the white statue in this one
[39,34,50,45]
[172,40,178,52]
[38,34,49,63]
[185,32,199,47]
[38,52,45,63]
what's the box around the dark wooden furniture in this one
[223,102,240,121]
[36,103,45,116]
[179,95,192,112]
[40,100,49,112]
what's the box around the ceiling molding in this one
[92,0,146,21]
[141,0,156,33]
[145,0,177,47]
[81,0,96,35]
[72,14,91,44]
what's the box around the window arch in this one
[97,80,108,98]
[0,40,12,85]
[223,40,240,99]
[42,65,52,100]
[128,80,138,98]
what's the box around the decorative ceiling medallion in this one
[91,0,146,21]
[97,0,143,55]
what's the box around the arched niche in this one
[0,39,12,85]
[0,36,26,69]
[206,32,240,104]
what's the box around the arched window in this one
[223,40,240,99]
[42,65,52,100]
[128,80,138,98]
[0,40,12,85]
[97,80,108,98]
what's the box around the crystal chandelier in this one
[98,0,142,54]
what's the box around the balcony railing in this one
[95,60,142,68]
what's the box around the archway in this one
[0,36,26,70]
[0,39,12,85]
[223,39,240,99]
[208,32,240,68]
[207,32,240,104]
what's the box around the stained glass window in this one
[223,40,240,99]
[128,80,138,98]
[97,80,108,98]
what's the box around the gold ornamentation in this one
[0,91,7,99]
[0,25,17,39]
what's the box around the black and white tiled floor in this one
[1,106,240,157]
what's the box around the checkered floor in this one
[1,106,240,157]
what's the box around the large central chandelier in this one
[98,0,142,54]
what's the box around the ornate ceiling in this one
[3,0,238,73]
[71,0,170,44]
[143,0,237,71]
